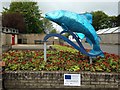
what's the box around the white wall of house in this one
[15,35,17,44]
[69,35,76,41]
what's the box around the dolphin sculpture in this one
[45,10,104,57]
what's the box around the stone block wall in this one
[99,33,120,45]
[0,15,3,90]
[69,33,120,45]
[18,34,56,44]
[0,28,2,56]
[1,33,7,45]
[1,33,13,45]
[3,71,120,90]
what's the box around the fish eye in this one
[52,12,56,15]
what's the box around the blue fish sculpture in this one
[45,10,104,57]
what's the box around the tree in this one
[92,11,118,30]
[92,11,108,30]
[63,33,70,38]
[43,18,54,34]
[3,2,44,33]
[117,15,120,26]
[99,16,117,29]
[2,12,25,33]
[107,16,117,28]
[50,29,57,34]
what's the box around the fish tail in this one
[89,44,104,57]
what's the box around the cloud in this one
[38,1,118,16]
[1,0,119,16]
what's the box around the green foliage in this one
[2,45,120,72]
[43,18,54,34]
[49,29,57,34]
[63,33,70,38]
[117,15,120,26]
[3,2,44,33]
[2,12,25,33]
[92,11,118,30]
[52,45,78,53]
[92,11,108,30]
[108,16,118,27]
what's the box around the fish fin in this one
[81,13,93,24]
[61,23,68,31]
[99,53,104,57]
[86,37,92,46]
[98,36,101,43]
[89,44,104,57]
[76,33,85,40]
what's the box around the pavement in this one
[100,44,120,55]
[82,43,120,55]
[64,42,120,55]
[12,44,50,50]
[3,43,120,56]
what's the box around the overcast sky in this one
[0,0,120,16]
[38,0,120,16]
[0,0,119,31]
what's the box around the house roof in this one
[97,27,120,34]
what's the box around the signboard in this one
[64,74,81,86]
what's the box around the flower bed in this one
[2,45,120,72]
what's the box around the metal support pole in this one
[44,41,47,62]
[89,57,93,64]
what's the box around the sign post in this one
[44,41,47,62]
[89,57,93,64]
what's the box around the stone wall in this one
[18,34,58,44]
[0,30,2,55]
[69,33,120,45]
[0,15,2,55]
[1,33,13,45]
[3,71,120,90]
[1,33,6,45]
[0,15,3,90]
[0,15,2,54]
[9,33,120,45]
[1,33,14,52]
[18,34,45,44]
[99,33,120,45]
[0,15,1,26]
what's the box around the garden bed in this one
[2,45,120,72]
[2,45,120,89]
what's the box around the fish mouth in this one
[45,14,53,21]
[45,14,49,18]
[45,14,52,20]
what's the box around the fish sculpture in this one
[45,10,104,57]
